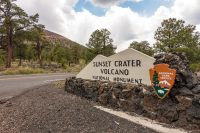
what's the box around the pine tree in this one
[153,71,159,86]
[0,0,40,67]
[86,28,116,59]
[154,18,200,52]
[129,41,154,56]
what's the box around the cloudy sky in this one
[16,0,200,52]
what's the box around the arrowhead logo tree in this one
[149,64,176,99]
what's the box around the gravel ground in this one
[0,84,158,133]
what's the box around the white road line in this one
[0,75,67,81]
[94,106,187,133]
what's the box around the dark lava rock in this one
[121,89,132,99]
[187,100,200,125]
[175,96,192,111]
[98,93,108,105]
[179,87,194,96]
[108,93,119,108]
[192,85,200,94]
[156,99,179,124]
[112,88,121,99]
[119,98,130,111]
[154,52,199,90]
[129,98,144,115]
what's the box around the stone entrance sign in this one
[76,48,155,85]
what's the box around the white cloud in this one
[171,0,200,25]
[16,0,67,34]
[16,0,200,52]
[196,24,200,32]
[62,6,160,51]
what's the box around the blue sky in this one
[74,0,107,16]
[16,0,200,51]
[74,0,174,16]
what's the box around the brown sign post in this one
[149,64,176,99]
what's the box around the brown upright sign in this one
[149,64,176,99]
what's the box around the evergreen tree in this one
[154,18,200,52]
[86,28,116,59]
[153,71,159,86]
[71,45,80,64]
[28,25,47,67]
[0,0,40,67]
[129,41,154,56]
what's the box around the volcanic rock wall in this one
[65,52,200,130]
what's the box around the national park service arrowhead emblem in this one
[149,64,176,99]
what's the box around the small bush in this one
[190,63,200,72]
[65,64,84,73]
[2,67,47,75]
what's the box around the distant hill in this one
[44,29,85,49]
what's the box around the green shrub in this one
[190,63,200,72]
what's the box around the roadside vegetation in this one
[0,0,115,75]
[0,0,200,75]
[2,67,47,75]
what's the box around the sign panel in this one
[76,48,155,85]
[149,64,176,99]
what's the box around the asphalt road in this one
[0,73,74,99]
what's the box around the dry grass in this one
[2,67,47,75]
[0,60,86,75]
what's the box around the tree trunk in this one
[6,27,13,68]
[18,45,22,66]
[18,58,22,66]
[6,43,12,68]
[36,38,42,67]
